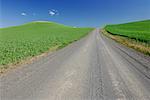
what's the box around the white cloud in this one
[21,12,27,16]
[48,9,59,16]
[49,11,55,16]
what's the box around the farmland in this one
[0,21,93,66]
[104,20,150,43]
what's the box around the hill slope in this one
[0,21,93,66]
[105,20,150,43]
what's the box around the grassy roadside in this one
[104,20,150,43]
[0,45,59,74]
[0,21,93,73]
[101,29,150,55]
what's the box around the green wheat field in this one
[105,20,150,43]
[0,21,93,66]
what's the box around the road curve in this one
[1,29,150,100]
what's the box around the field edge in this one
[0,29,93,75]
[101,29,150,56]
[0,45,60,75]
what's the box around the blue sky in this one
[0,0,150,28]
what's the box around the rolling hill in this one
[0,21,93,66]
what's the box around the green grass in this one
[0,21,93,66]
[104,20,150,43]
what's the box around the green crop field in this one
[0,21,93,66]
[104,20,150,43]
